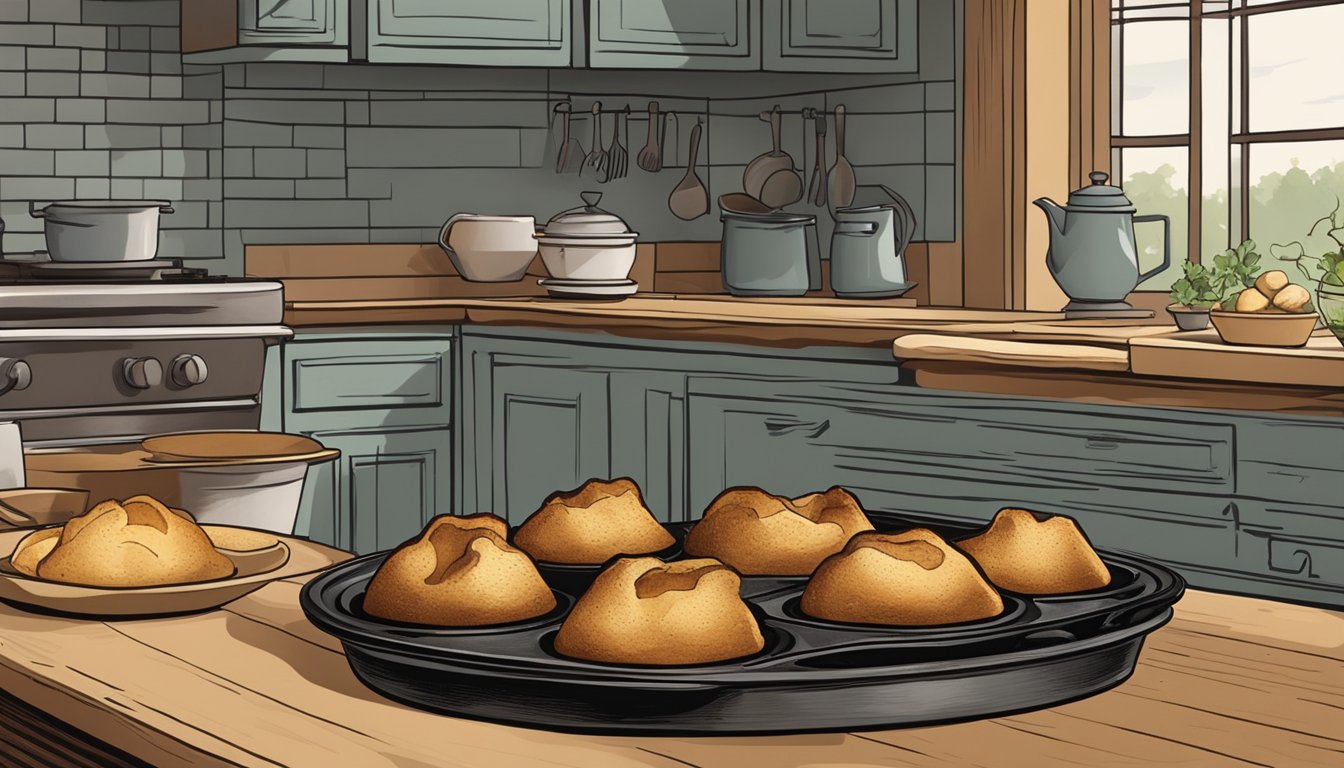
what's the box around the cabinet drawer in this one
[1237,419,1344,508]
[283,338,452,430]
[1237,526,1344,590]
[687,378,1236,497]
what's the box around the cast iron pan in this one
[301,512,1184,735]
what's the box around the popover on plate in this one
[363,514,556,626]
[957,508,1111,595]
[801,528,1004,626]
[554,557,765,666]
[12,495,235,588]
[514,478,675,565]
[684,486,874,575]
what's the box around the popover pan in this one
[301,512,1184,735]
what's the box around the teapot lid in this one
[543,191,634,236]
[1066,171,1136,212]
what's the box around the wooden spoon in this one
[829,104,856,208]
[669,122,708,221]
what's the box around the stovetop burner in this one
[0,256,213,283]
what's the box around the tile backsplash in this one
[0,0,960,276]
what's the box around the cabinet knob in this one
[123,357,163,389]
[0,358,30,395]
[170,354,208,387]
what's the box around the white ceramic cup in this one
[439,213,538,282]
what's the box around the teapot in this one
[1034,171,1170,308]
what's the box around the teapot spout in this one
[1033,197,1066,239]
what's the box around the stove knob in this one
[122,357,163,389]
[0,358,30,395]
[170,354,208,387]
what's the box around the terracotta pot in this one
[1209,310,1319,347]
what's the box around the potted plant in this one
[1166,261,1218,330]
[1209,238,1263,310]
[1271,201,1344,345]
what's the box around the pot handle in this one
[158,202,175,214]
[833,220,878,236]
[438,213,474,257]
[806,220,822,292]
[28,202,46,219]
[1134,213,1171,284]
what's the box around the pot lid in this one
[1065,171,1135,212]
[543,191,635,237]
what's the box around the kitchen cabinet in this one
[363,0,572,66]
[272,329,454,554]
[239,0,347,47]
[300,427,450,554]
[182,0,351,62]
[762,0,919,73]
[587,0,760,70]
[684,375,1239,572]
[459,328,899,525]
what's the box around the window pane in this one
[1121,21,1190,136]
[1248,140,1344,263]
[1248,5,1344,132]
[1122,147,1190,289]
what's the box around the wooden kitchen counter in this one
[0,532,1340,768]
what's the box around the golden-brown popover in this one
[683,486,874,575]
[801,528,1004,626]
[514,479,675,565]
[554,557,765,665]
[957,508,1111,594]
[363,514,556,626]
[16,495,235,587]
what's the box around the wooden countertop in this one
[1,529,1340,768]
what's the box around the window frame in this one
[1111,0,1344,276]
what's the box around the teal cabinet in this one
[364,0,571,66]
[298,427,450,554]
[763,0,918,73]
[275,329,454,554]
[240,0,347,46]
[483,364,612,524]
[685,375,1240,572]
[588,0,760,70]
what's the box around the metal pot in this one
[720,199,820,297]
[30,200,175,262]
[536,192,639,281]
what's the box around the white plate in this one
[539,279,639,299]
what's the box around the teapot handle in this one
[1134,213,1171,284]
[438,213,475,259]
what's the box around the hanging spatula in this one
[554,102,584,174]
[636,101,662,173]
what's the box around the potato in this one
[1235,287,1271,312]
[1255,270,1290,299]
[1271,283,1312,313]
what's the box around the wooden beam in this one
[962,0,1022,310]
[180,1,238,54]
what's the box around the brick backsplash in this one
[0,0,960,276]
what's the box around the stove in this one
[0,257,289,447]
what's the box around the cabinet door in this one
[367,0,570,66]
[609,371,686,523]
[240,0,346,46]
[589,0,760,70]
[297,428,452,554]
[485,365,611,525]
[763,0,917,73]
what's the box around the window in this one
[1111,0,1344,290]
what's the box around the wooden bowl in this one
[1209,310,1319,347]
